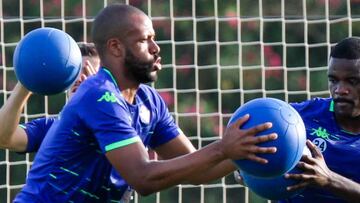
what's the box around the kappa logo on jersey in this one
[139,105,150,124]
[310,127,340,141]
[97,91,119,103]
[310,126,341,152]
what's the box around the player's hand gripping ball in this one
[228,98,306,178]
[239,146,312,200]
[13,27,82,95]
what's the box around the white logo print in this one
[139,105,150,124]
[312,138,327,152]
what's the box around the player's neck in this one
[336,115,360,134]
[121,88,138,104]
[102,65,139,104]
[116,73,139,104]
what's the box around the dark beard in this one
[124,49,158,83]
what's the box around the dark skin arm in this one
[153,133,236,185]
[286,140,360,202]
[106,115,278,196]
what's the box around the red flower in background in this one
[244,21,258,31]
[264,46,282,66]
[184,105,196,113]
[225,10,238,29]
[176,53,193,75]
[159,91,174,107]
[317,0,342,9]
[73,4,83,16]
[297,74,307,90]
[264,46,282,79]
[153,20,171,37]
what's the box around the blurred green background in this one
[1,0,360,202]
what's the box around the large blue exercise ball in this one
[13,27,82,95]
[240,146,311,200]
[228,98,306,178]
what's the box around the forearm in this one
[154,135,237,185]
[327,171,360,202]
[0,82,31,150]
[184,159,236,185]
[108,140,227,196]
[145,140,227,191]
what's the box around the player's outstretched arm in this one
[152,133,237,185]
[106,114,277,196]
[285,140,360,202]
[0,82,31,151]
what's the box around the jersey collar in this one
[101,67,119,89]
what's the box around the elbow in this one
[189,181,202,186]
[130,174,168,196]
[0,136,9,149]
[186,178,205,186]
[136,189,154,196]
[133,184,158,196]
[182,174,209,185]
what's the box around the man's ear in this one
[107,38,124,57]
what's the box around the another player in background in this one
[69,43,100,95]
[14,4,278,202]
[235,37,360,203]
[0,42,100,152]
[283,37,360,202]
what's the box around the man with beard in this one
[281,37,360,202]
[13,3,279,203]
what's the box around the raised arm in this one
[0,82,31,151]
[286,140,360,202]
[106,115,278,196]
[0,58,98,152]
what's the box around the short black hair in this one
[78,43,98,57]
[330,37,360,60]
[91,3,145,59]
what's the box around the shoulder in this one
[138,84,164,104]
[138,84,159,96]
[71,72,120,106]
[290,97,332,118]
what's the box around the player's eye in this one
[328,78,337,84]
[348,78,360,86]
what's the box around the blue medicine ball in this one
[13,27,82,95]
[228,98,306,178]
[240,146,311,200]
